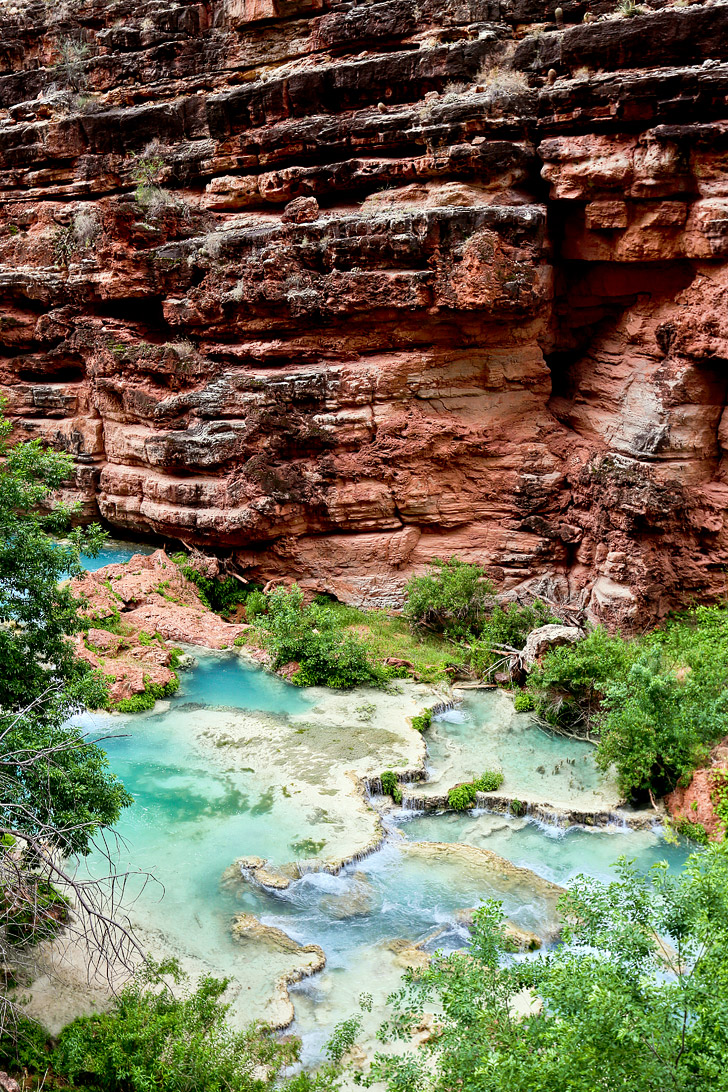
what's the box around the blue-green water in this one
[79,652,692,1042]
[178,651,311,715]
[80,537,156,571]
[399,810,690,886]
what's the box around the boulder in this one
[523,624,584,668]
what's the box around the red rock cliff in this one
[2,0,728,619]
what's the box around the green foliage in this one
[448,771,503,810]
[513,691,535,712]
[448,784,477,811]
[326,995,371,1065]
[168,647,184,670]
[674,818,709,845]
[470,600,561,677]
[137,629,154,646]
[411,708,432,732]
[711,768,728,832]
[254,585,391,689]
[170,553,248,615]
[526,626,634,733]
[528,607,728,799]
[380,770,403,804]
[114,676,179,714]
[245,589,267,620]
[52,959,304,1092]
[510,798,527,817]
[403,557,495,638]
[368,846,728,1092]
[0,1016,50,1073]
[473,770,504,793]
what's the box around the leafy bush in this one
[115,676,179,713]
[527,607,728,800]
[369,846,728,1092]
[513,692,535,712]
[53,960,303,1092]
[448,772,503,808]
[0,1016,50,1073]
[170,553,248,614]
[510,798,527,817]
[473,770,504,793]
[245,589,267,620]
[448,784,477,811]
[527,626,636,735]
[470,600,561,677]
[1,878,69,946]
[411,708,432,732]
[403,557,495,638]
[255,585,390,689]
[674,818,709,845]
[380,770,402,804]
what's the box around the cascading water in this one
[39,549,695,1052]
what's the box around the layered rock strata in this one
[3,0,728,623]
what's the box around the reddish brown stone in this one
[0,1,727,627]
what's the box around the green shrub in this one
[411,708,433,732]
[255,584,390,689]
[170,553,248,614]
[245,589,267,620]
[0,1016,50,1073]
[115,675,178,713]
[527,626,636,735]
[138,629,154,646]
[448,784,477,811]
[510,798,527,817]
[168,647,184,669]
[474,770,504,793]
[710,768,728,834]
[404,557,495,638]
[53,959,302,1092]
[470,600,561,677]
[380,770,403,804]
[514,692,535,712]
[674,818,709,845]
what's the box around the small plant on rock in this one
[448,784,477,811]
[411,708,433,732]
[380,770,403,805]
[514,691,535,712]
[474,770,504,793]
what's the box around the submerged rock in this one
[320,872,378,919]
[455,909,543,951]
[230,913,326,1030]
[222,856,295,892]
[401,841,563,942]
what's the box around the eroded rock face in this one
[72,549,245,701]
[3,0,728,625]
[666,736,728,841]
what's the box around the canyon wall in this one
[2,0,728,621]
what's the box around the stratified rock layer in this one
[3,0,728,624]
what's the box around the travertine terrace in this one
[2,0,728,623]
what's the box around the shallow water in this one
[400,810,690,886]
[424,691,619,809]
[75,654,689,1045]
[80,536,156,571]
